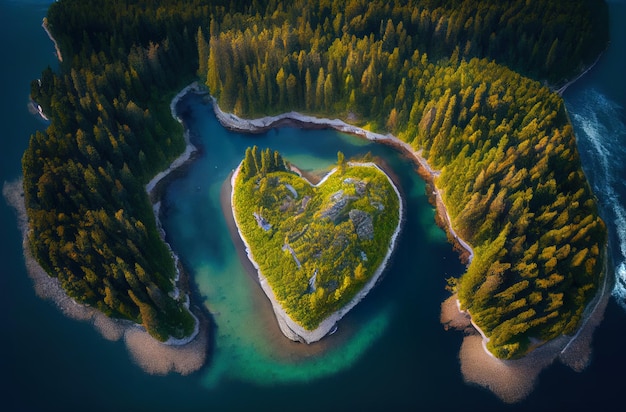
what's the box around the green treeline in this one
[233,148,400,329]
[202,1,607,358]
[240,146,288,180]
[22,0,232,340]
[23,0,608,354]
[200,0,608,118]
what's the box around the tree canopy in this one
[24,0,608,354]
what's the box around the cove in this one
[162,92,464,388]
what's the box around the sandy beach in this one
[145,82,203,198]
[228,160,404,343]
[2,179,210,375]
[441,255,611,404]
[219,172,358,358]
[212,101,473,264]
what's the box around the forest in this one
[24,0,608,356]
[23,0,214,341]
[200,0,608,358]
[232,148,401,329]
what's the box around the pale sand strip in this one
[555,54,603,95]
[441,295,569,403]
[219,175,347,357]
[144,84,203,345]
[3,179,208,375]
[145,82,201,194]
[42,18,62,62]
[212,100,473,263]
[142,82,206,345]
[441,251,611,404]
[230,160,404,343]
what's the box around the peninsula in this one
[231,148,402,342]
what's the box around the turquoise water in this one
[1,1,626,411]
[164,95,457,390]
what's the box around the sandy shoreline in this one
[146,83,202,197]
[212,100,473,262]
[2,179,210,375]
[219,172,356,358]
[42,18,62,62]
[441,251,611,403]
[143,82,207,346]
[229,160,404,343]
[555,54,603,95]
[210,99,481,345]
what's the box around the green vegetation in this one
[23,0,216,341]
[23,0,608,355]
[201,0,607,118]
[232,148,401,329]
[201,1,608,358]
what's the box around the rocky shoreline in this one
[144,82,205,345]
[2,177,210,375]
[11,76,609,381]
[209,97,476,344]
[440,251,611,404]
[42,18,62,62]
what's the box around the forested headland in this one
[23,0,214,341]
[24,0,608,357]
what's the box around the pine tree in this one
[337,151,346,174]
[241,146,256,180]
[197,27,209,79]
[206,37,221,97]
[273,150,285,172]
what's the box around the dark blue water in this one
[1,1,625,411]
[562,1,626,314]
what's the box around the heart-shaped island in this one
[231,147,403,343]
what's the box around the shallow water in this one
[163,94,461,390]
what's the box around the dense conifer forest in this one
[24,0,608,356]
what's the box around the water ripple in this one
[568,89,626,309]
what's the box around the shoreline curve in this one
[211,97,474,264]
[2,82,211,375]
